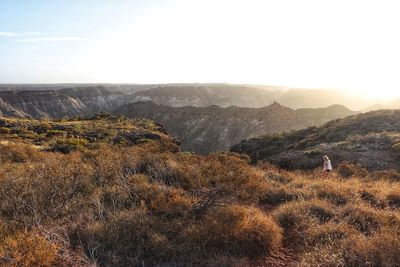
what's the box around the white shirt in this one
[323,160,332,171]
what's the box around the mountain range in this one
[116,101,356,154]
[0,83,395,155]
[129,85,374,110]
[0,83,379,112]
[0,86,128,118]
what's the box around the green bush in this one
[46,130,66,137]
[0,127,11,134]
[36,122,53,133]
[337,161,368,178]
[303,149,321,158]
[51,138,89,153]
[392,142,400,152]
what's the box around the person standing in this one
[322,155,332,173]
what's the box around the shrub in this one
[299,231,400,267]
[341,205,382,235]
[316,185,351,206]
[0,127,11,134]
[51,138,89,153]
[199,153,267,202]
[387,189,400,208]
[273,200,335,247]
[260,186,310,205]
[46,130,67,137]
[0,152,93,223]
[36,122,53,134]
[85,209,171,266]
[303,222,355,247]
[372,169,400,181]
[360,190,386,208]
[342,231,400,266]
[303,149,321,158]
[265,170,293,184]
[191,205,282,257]
[337,161,368,178]
[134,153,190,187]
[392,142,400,152]
[146,186,194,217]
[298,242,347,267]
[308,204,335,223]
[279,201,334,225]
[0,143,43,163]
[0,230,59,267]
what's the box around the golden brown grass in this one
[0,230,59,267]
[189,205,282,257]
[0,128,400,266]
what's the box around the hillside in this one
[231,109,400,171]
[0,84,155,94]
[0,115,399,266]
[0,86,129,118]
[116,101,356,154]
[0,113,180,153]
[0,84,379,119]
[129,84,281,108]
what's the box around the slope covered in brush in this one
[0,114,400,266]
[116,101,356,154]
[0,115,284,266]
[0,113,180,153]
[231,109,400,171]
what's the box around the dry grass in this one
[189,205,282,257]
[0,121,400,266]
[0,230,60,267]
[387,189,400,208]
[0,141,278,266]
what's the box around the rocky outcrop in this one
[116,101,356,154]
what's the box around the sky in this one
[0,0,400,100]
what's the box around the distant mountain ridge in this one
[0,84,156,94]
[116,101,356,154]
[0,84,366,120]
[129,85,373,110]
[0,85,358,155]
[363,97,400,112]
[231,109,400,171]
[129,85,281,108]
[0,86,129,118]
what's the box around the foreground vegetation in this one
[0,115,399,266]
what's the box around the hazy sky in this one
[1,0,399,99]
